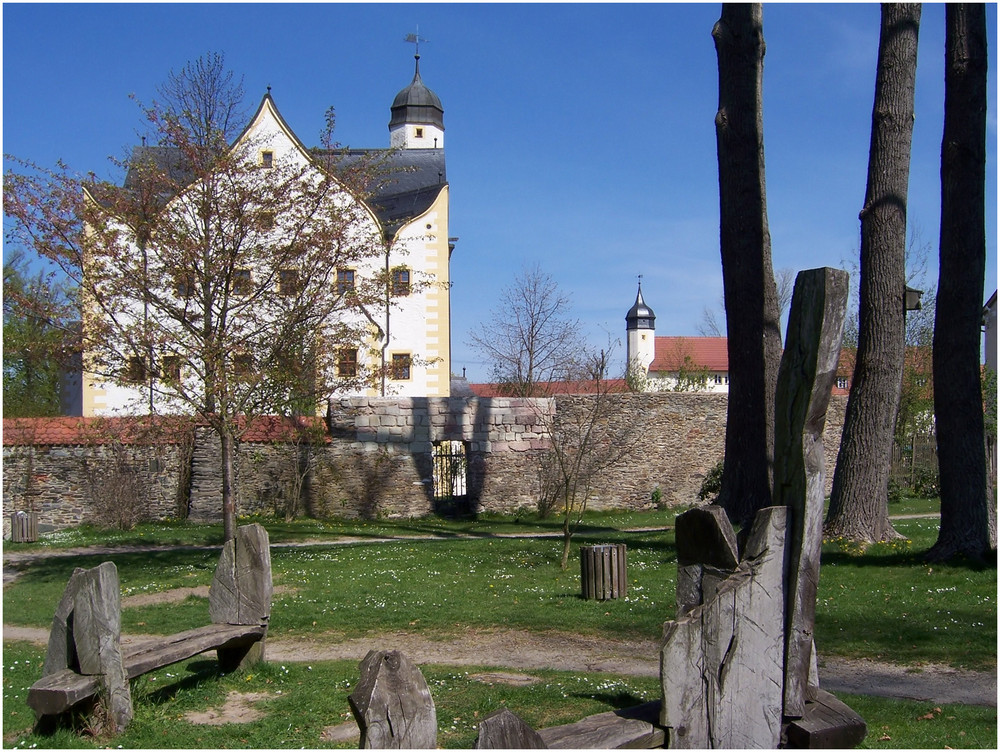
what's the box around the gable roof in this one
[122,94,447,238]
[650,337,729,373]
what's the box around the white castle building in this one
[64,54,453,416]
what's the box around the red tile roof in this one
[468,379,630,397]
[2,415,330,446]
[650,337,730,373]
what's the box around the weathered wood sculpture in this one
[28,523,272,733]
[476,708,547,749]
[349,649,438,749]
[659,267,866,748]
[38,561,133,732]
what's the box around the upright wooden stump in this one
[476,708,546,749]
[580,544,627,600]
[37,562,132,732]
[209,523,272,671]
[349,649,437,748]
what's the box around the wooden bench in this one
[27,523,272,733]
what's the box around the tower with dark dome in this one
[626,280,656,375]
[389,53,444,149]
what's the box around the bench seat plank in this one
[538,700,666,749]
[28,623,265,717]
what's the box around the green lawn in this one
[3,503,995,748]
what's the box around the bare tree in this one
[825,4,921,544]
[5,56,390,541]
[927,3,994,561]
[712,3,783,526]
[536,350,637,569]
[468,264,586,396]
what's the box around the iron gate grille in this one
[432,440,467,500]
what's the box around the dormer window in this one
[261,150,274,168]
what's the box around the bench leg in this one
[217,638,264,674]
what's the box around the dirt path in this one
[6,519,994,710]
[4,623,994,708]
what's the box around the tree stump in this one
[580,544,627,600]
[348,650,437,748]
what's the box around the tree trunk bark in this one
[825,4,920,544]
[221,429,236,542]
[927,3,993,562]
[712,4,783,526]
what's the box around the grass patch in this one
[3,507,682,552]
[4,640,993,749]
[4,509,995,671]
[845,693,997,749]
[1,640,660,749]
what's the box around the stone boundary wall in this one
[2,394,848,533]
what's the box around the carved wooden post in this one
[772,268,849,718]
[476,708,547,749]
[348,650,437,749]
[209,523,272,671]
[39,562,132,732]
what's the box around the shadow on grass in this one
[821,547,996,573]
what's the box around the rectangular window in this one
[392,268,411,296]
[337,269,355,296]
[175,271,195,299]
[257,211,275,231]
[337,348,358,378]
[278,269,300,296]
[261,150,274,168]
[390,353,412,381]
[836,377,849,390]
[125,356,148,384]
[415,127,424,139]
[231,269,252,296]
[232,352,254,378]
[161,356,182,383]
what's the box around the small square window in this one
[392,269,411,296]
[175,271,195,299]
[257,211,275,230]
[125,356,148,384]
[415,127,424,139]
[232,352,254,377]
[231,269,252,296]
[338,348,358,378]
[337,269,356,296]
[390,353,412,381]
[161,356,182,383]
[278,269,300,296]
[261,151,274,168]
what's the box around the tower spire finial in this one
[404,27,429,59]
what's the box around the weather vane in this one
[404,26,429,56]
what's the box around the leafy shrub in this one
[887,477,904,505]
[911,468,940,499]
[698,460,724,501]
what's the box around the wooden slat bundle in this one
[580,544,627,600]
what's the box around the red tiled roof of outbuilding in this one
[3,414,330,446]
[650,337,730,373]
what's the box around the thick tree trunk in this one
[826,4,920,544]
[927,4,993,562]
[712,4,783,526]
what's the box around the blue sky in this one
[4,3,997,382]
